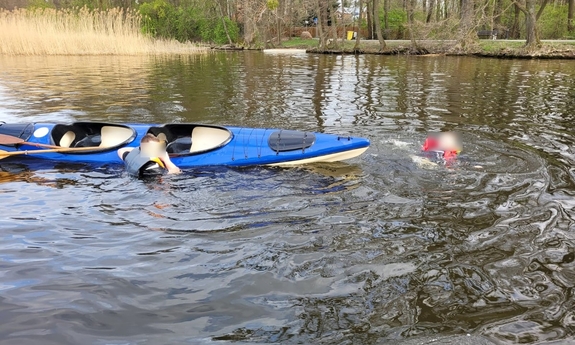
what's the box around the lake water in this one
[1,52,575,344]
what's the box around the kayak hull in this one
[0,122,370,168]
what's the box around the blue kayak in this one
[0,122,370,167]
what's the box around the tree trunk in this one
[366,0,374,39]
[329,3,339,48]
[384,0,389,30]
[524,0,541,49]
[242,0,256,47]
[422,0,427,16]
[218,0,233,45]
[536,0,549,20]
[354,0,362,50]
[276,0,282,45]
[316,0,327,49]
[510,2,520,38]
[406,0,418,48]
[569,0,575,32]
[493,0,503,27]
[427,0,435,22]
[457,0,475,49]
[373,0,386,50]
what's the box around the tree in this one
[217,0,233,44]
[569,0,574,32]
[354,0,362,50]
[373,0,386,50]
[514,0,549,49]
[457,0,476,49]
[316,0,327,49]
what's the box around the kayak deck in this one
[0,122,370,167]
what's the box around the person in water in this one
[118,133,181,176]
[422,132,462,159]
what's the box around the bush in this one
[138,0,238,44]
[27,0,55,9]
[380,8,407,39]
[198,16,239,44]
[538,5,568,39]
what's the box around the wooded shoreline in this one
[278,38,575,59]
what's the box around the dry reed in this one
[0,7,208,55]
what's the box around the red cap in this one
[422,137,438,151]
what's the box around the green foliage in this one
[538,5,568,39]
[138,0,237,43]
[197,16,238,44]
[267,0,279,11]
[381,8,407,38]
[27,0,55,9]
[387,8,407,30]
[215,17,239,44]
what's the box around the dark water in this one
[1,52,575,344]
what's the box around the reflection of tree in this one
[0,161,83,188]
[312,55,329,130]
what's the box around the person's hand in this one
[167,166,181,174]
[161,152,181,174]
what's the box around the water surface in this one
[1,52,575,344]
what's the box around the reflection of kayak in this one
[0,122,370,167]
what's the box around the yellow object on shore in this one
[0,7,208,55]
[346,31,355,40]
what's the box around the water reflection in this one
[1,53,575,344]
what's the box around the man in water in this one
[422,132,462,159]
[118,133,181,176]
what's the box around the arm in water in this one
[160,152,181,174]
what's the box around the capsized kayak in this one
[0,122,370,167]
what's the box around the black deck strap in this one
[0,123,34,145]
[268,130,316,152]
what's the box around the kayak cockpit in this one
[51,122,136,150]
[147,124,232,155]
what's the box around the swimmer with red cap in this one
[422,132,462,159]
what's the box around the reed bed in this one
[0,7,208,55]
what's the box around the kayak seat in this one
[146,127,174,144]
[166,137,192,154]
[52,123,137,149]
[100,125,135,148]
[52,124,90,148]
[190,127,231,153]
[75,134,101,147]
[59,130,76,148]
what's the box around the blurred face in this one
[140,140,167,157]
[438,132,462,153]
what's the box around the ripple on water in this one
[1,55,575,344]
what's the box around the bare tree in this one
[514,0,549,49]
[457,0,476,49]
[426,0,435,23]
[217,0,233,44]
[316,0,328,49]
[354,0,362,50]
[373,0,386,50]
[570,0,575,32]
[366,0,374,38]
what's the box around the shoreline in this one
[273,39,575,59]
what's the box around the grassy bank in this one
[281,38,575,58]
[0,7,208,55]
